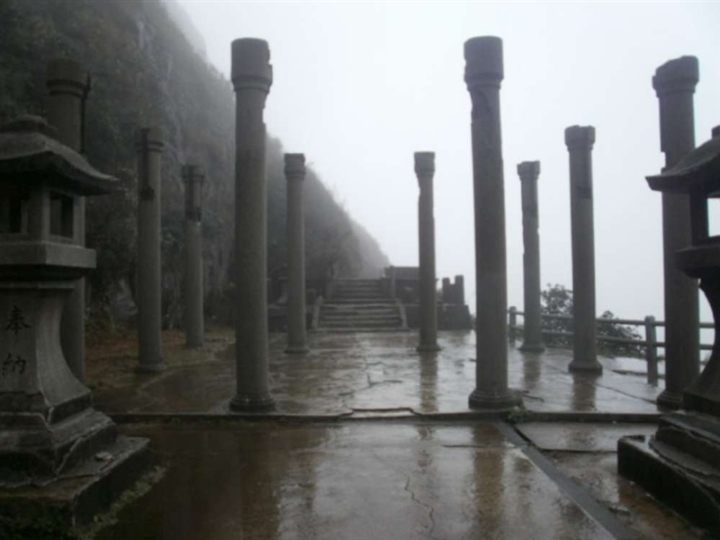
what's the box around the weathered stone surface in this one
[517,161,544,353]
[415,152,440,352]
[182,164,205,349]
[653,56,700,410]
[284,153,309,354]
[136,128,165,373]
[565,126,603,374]
[47,58,91,384]
[464,36,520,410]
[230,38,274,411]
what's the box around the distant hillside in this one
[0,0,389,325]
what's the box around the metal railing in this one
[507,307,714,384]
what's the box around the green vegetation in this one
[540,284,644,357]
[0,0,388,327]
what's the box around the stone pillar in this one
[46,59,90,382]
[565,126,603,373]
[517,161,545,353]
[415,152,440,352]
[653,57,700,409]
[454,275,465,305]
[183,164,205,348]
[442,278,451,303]
[284,153,309,355]
[230,38,274,411]
[136,128,164,373]
[465,37,521,409]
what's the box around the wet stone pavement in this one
[85,330,707,539]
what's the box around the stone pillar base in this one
[229,393,275,413]
[519,343,546,353]
[618,412,720,535]
[568,359,603,374]
[657,389,684,410]
[135,362,165,374]
[468,389,522,411]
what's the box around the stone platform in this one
[80,328,712,539]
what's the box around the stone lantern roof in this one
[646,129,720,195]
[0,115,116,194]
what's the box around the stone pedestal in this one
[464,37,521,410]
[619,129,720,536]
[230,38,275,411]
[46,58,91,382]
[654,56,700,410]
[415,152,440,353]
[0,116,150,535]
[565,126,603,374]
[136,128,164,373]
[517,161,545,353]
[284,153,308,355]
[183,164,204,348]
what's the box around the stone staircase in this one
[317,279,404,332]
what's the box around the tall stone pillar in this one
[415,152,440,352]
[183,164,205,348]
[285,153,309,355]
[136,128,164,373]
[517,161,545,353]
[230,38,274,411]
[465,37,521,409]
[46,59,90,382]
[653,57,700,410]
[565,126,603,373]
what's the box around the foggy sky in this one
[179,0,720,327]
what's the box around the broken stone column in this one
[46,58,90,382]
[0,117,149,524]
[230,38,274,411]
[183,164,205,348]
[565,126,603,373]
[415,152,440,352]
[517,161,545,353]
[454,275,465,305]
[284,153,309,355]
[136,128,164,373]
[653,57,700,410]
[465,37,521,409]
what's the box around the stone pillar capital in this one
[135,127,164,153]
[517,161,540,181]
[414,152,435,182]
[284,153,306,180]
[653,56,699,97]
[46,58,90,99]
[464,37,503,91]
[231,38,273,93]
[565,125,595,151]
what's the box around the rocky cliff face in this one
[0,0,389,326]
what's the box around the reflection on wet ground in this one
[89,330,661,417]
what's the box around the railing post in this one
[645,315,659,384]
[509,306,517,344]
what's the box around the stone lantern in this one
[0,117,148,528]
[618,127,720,534]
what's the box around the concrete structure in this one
[46,58,91,382]
[464,36,520,410]
[230,38,274,411]
[620,128,720,534]
[183,164,205,348]
[284,153,309,354]
[565,126,603,374]
[415,152,440,352]
[0,116,149,528]
[653,57,700,410]
[517,161,545,353]
[136,127,165,372]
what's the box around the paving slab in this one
[96,422,616,540]
[517,422,657,452]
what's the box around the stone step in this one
[320,315,401,324]
[319,320,402,329]
[325,298,395,305]
[315,327,407,333]
[321,306,397,314]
